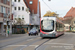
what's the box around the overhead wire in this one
[42,0,54,12]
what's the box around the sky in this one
[39,0,75,17]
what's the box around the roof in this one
[23,0,41,18]
[23,0,40,14]
[58,17,63,20]
[64,7,75,18]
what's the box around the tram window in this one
[56,22,64,31]
[56,22,60,31]
[59,24,63,31]
[41,20,43,29]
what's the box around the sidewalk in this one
[0,33,28,40]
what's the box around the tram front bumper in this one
[40,33,56,37]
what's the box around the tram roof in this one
[41,17,64,25]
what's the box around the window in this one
[56,22,64,31]
[1,6,3,13]
[4,0,7,4]
[56,22,60,31]
[22,15,24,18]
[6,8,9,13]
[14,7,16,10]
[41,20,54,32]
[14,15,17,18]
[22,18,24,19]
[8,8,10,13]
[18,15,20,18]
[18,7,20,10]
[3,7,7,17]
[22,7,24,10]
[29,1,33,4]
[18,0,20,2]
[3,7,6,13]
[22,15,24,19]
[14,0,16,2]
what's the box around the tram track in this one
[17,37,51,50]
[35,38,50,50]
[1,35,51,50]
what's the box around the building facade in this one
[12,0,41,33]
[63,7,75,31]
[0,0,13,35]
[12,0,30,25]
[24,0,41,31]
[12,0,31,33]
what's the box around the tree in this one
[13,18,25,25]
[43,11,58,17]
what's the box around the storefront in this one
[0,24,1,33]
[12,25,28,34]
[0,23,3,35]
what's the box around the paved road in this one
[37,32,75,50]
[0,32,75,50]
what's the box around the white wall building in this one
[12,0,40,33]
[12,0,30,25]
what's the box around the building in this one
[12,0,41,33]
[12,0,30,25]
[23,0,41,31]
[12,0,31,33]
[0,0,13,35]
[63,7,75,31]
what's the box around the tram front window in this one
[41,20,54,32]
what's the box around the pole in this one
[6,13,10,37]
[10,0,12,34]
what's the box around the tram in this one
[40,17,64,37]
